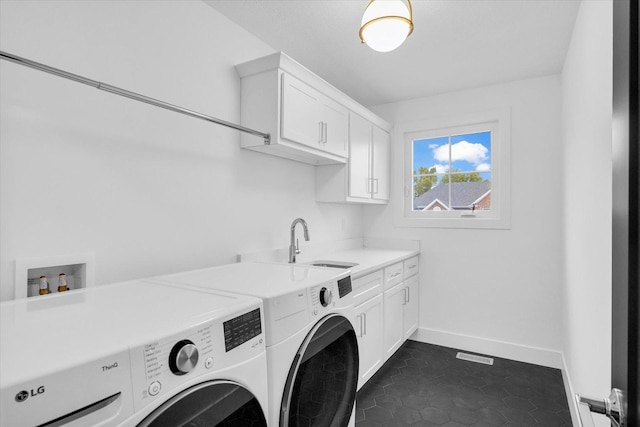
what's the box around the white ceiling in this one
[204,0,581,108]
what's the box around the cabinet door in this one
[322,99,348,157]
[348,113,372,199]
[281,73,322,148]
[371,126,390,201]
[355,294,383,390]
[383,283,405,360]
[403,275,419,338]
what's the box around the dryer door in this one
[281,314,359,427]
[137,380,266,427]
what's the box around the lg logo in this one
[15,386,45,403]
[14,391,28,402]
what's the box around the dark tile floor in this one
[355,340,572,427]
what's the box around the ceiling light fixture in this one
[359,0,413,53]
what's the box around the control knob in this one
[319,287,333,307]
[169,340,199,375]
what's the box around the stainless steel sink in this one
[306,260,358,269]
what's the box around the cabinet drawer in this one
[403,256,419,279]
[352,270,383,307]
[384,262,404,290]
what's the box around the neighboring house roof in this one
[414,181,491,210]
[423,199,449,211]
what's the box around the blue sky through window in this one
[413,131,492,184]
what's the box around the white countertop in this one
[296,247,418,278]
[153,261,349,298]
[239,238,420,278]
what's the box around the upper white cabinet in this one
[320,96,350,157]
[280,74,348,158]
[236,52,384,165]
[371,124,391,200]
[348,113,372,199]
[316,112,391,204]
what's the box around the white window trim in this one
[393,108,511,229]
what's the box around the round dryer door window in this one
[281,314,359,427]
[138,380,267,427]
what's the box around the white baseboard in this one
[411,327,564,369]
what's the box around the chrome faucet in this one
[289,218,310,263]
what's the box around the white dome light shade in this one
[359,0,413,53]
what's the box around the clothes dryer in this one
[0,279,268,427]
[154,262,359,427]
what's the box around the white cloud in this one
[432,140,488,165]
[431,164,448,174]
[432,145,449,163]
[475,163,491,172]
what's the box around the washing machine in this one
[154,262,359,427]
[0,278,268,427]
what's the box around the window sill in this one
[394,214,511,230]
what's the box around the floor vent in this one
[456,352,494,365]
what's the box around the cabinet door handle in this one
[318,121,323,144]
[373,178,379,194]
[363,312,367,336]
[323,122,328,144]
[402,287,408,305]
[406,286,410,303]
[358,314,364,337]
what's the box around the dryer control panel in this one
[337,276,353,298]
[223,308,262,352]
[129,305,264,412]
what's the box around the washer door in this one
[280,314,359,427]
[137,380,267,427]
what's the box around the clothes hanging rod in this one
[0,50,271,145]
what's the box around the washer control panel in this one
[129,305,264,412]
[310,276,352,317]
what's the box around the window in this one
[396,109,510,229]
[413,129,492,213]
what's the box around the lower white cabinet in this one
[383,283,406,360]
[403,275,419,338]
[383,275,420,361]
[349,255,420,390]
[354,293,383,390]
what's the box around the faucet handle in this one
[295,238,301,255]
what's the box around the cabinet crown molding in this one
[236,52,391,132]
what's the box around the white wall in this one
[1,1,614,395]
[0,0,364,301]
[561,0,612,405]
[366,75,566,363]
